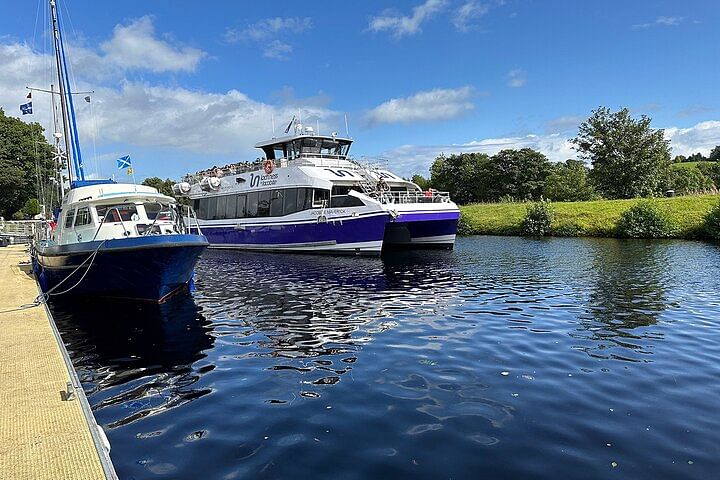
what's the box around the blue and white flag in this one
[116,155,132,169]
[20,102,33,115]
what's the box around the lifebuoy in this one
[263,159,275,175]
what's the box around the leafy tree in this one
[411,174,430,190]
[686,152,707,163]
[0,109,55,219]
[490,148,552,201]
[698,162,720,189]
[572,107,671,199]
[22,198,42,217]
[709,145,720,162]
[543,159,598,201]
[142,177,175,197]
[672,155,687,163]
[666,168,715,195]
[430,153,492,204]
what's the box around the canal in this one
[51,236,720,479]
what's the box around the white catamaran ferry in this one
[174,124,459,255]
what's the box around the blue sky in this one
[1,0,718,181]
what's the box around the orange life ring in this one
[263,159,275,175]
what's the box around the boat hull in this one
[195,212,390,256]
[383,210,460,249]
[33,234,208,302]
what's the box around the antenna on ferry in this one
[316,120,320,135]
[344,114,350,137]
[271,114,276,137]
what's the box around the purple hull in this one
[384,210,460,249]
[195,212,390,255]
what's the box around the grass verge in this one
[459,194,720,238]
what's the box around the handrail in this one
[91,207,129,241]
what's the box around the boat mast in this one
[49,0,73,185]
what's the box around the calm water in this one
[51,237,720,479]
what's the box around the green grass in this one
[672,161,716,170]
[460,194,720,238]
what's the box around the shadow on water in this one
[50,294,214,428]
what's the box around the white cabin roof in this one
[63,183,174,206]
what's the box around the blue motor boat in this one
[31,0,207,302]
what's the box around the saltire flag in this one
[284,115,296,134]
[26,91,32,99]
[20,102,33,115]
[116,155,132,169]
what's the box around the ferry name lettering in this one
[250,172,278,187]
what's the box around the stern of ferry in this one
[380,191,460,249]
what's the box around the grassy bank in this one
[459,194,720,238]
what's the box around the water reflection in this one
[574,239,670,361]
[50,294,214,428]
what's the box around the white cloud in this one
[452,1,490,31]
[632,16,684,29]
[665,121,720,156]
[506,69,526,88]
[0,41,338,163]
[368,0,447,38]
[263,40,293,60]
[101,16,205,72]
[545,115,585,134]
[224,17,312,60]
[376,121,720,177]
[364,87,475,125]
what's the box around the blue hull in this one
[196,213,390,255]
[384,211,460,248]
[33,234,208,302]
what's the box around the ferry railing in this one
[182,205,203,236]
[373,190,453,205]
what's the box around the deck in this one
[0,245,116,479]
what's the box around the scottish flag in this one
[117,155,132,169]
[20,102,33,115]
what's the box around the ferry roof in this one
[254,133,353,149]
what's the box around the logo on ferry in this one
[263,159,275,175]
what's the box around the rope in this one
[33,239,107,306]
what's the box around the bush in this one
[552,222,582,237]
[704,201,720,240]
[457,214,476,235]
[666,167,715,195]
[522,199,555,236]
[616,201,676,238]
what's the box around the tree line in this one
[414,107,720,204]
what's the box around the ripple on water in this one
[50,238,720,479]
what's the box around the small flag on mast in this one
[116,155,132,169]
[284,115,296,134]
[84,95,91,103]
[26,91,32,99]
[20,102,33,115]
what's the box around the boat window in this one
[297,188,313,211]
[312,189,330,207]
[273,145,285,161]
[330,195,365,208]
[207,196,217,220]
[269,190,284,216]
[215,195,227,220]
[74,207,92,226]
[237,194,247,218]
[195,199,206,219]
[64,209,75,228]
[283,188,298,215]
[257,190,271,217]
[225,195,237,220]
[145,203,173,221]
[332,185,355,196]
[246,191,259,218]
[96,204,138,223]
[302,138,321,154]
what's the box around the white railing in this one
[0,220,46,245]
[375,190,452,205]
